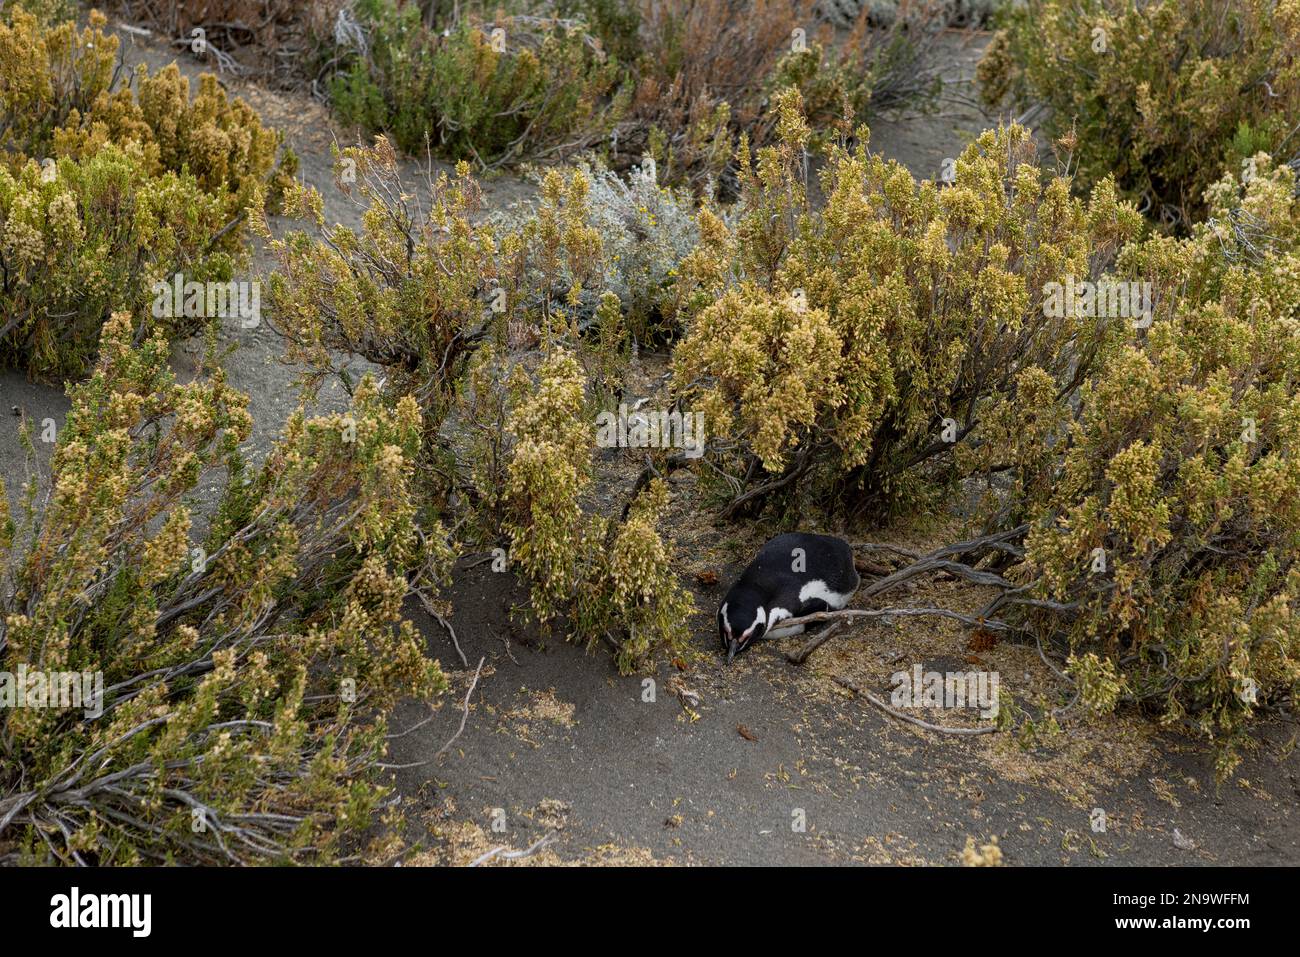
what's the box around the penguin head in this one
[718,590,767,664]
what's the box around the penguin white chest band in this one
[799,578,852,610]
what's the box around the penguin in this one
[718,532,860,663]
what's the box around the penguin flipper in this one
[796,597,832,633]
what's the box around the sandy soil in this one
[2,17,1297,867]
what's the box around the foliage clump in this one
[671,89,1142,519]
[0,313,447,864]
[978,0,1300,230]
[315,0,943,189]
[578,476,696,671]
[329,1,623,167]
[1012,157,1300,775]
[0,144,235,378]
[845,156,1298,775]
[502,347,694,672]
[501,348,593,626]
[0,9,292,378]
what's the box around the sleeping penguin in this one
[718,532,860,663]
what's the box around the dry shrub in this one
[100,0,347,84]
[978,0,1300,231]
[624,0,943,194]
[0,313,448,864]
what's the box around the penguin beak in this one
[726,639,739,664]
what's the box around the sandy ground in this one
[390,556,1300,866]
[2,18,1297,867]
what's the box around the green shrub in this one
[556,0,642,63]
[1013,156,1300,775]
[0,146,235,378]
[978,0,1300,230]
[670,89,1143,520]
[0,9,292,379]
[0,313,447,864]
[575,477,696,671]
[329,2,623,167]
[266,136,693,672]
[502,346,694,672]
[0,0,76,24]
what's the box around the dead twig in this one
[783,620,844,665]
[499,635,519,665]
[417,592,469,668]
[434,657,485,762]
[833,676,999,736]
[381,656,486,768]
[469,830,557,867]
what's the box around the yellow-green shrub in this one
[52,63,287,222]
[671,89,1143,519]
[1015,157,1300,775]
[0,145,234,378]
[262,136,500,438]
[576,477,695,672]
[978,0,1300,230]
[496,165,606,336]
[502,348,593,624]
[0,9,292,378]
[0,313,447,864]
[0,10,289,224]
[502,347,693,672]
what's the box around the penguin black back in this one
[718,533,859,662]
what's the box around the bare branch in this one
[833,676,999,736]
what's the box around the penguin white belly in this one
[799,578,854,609]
